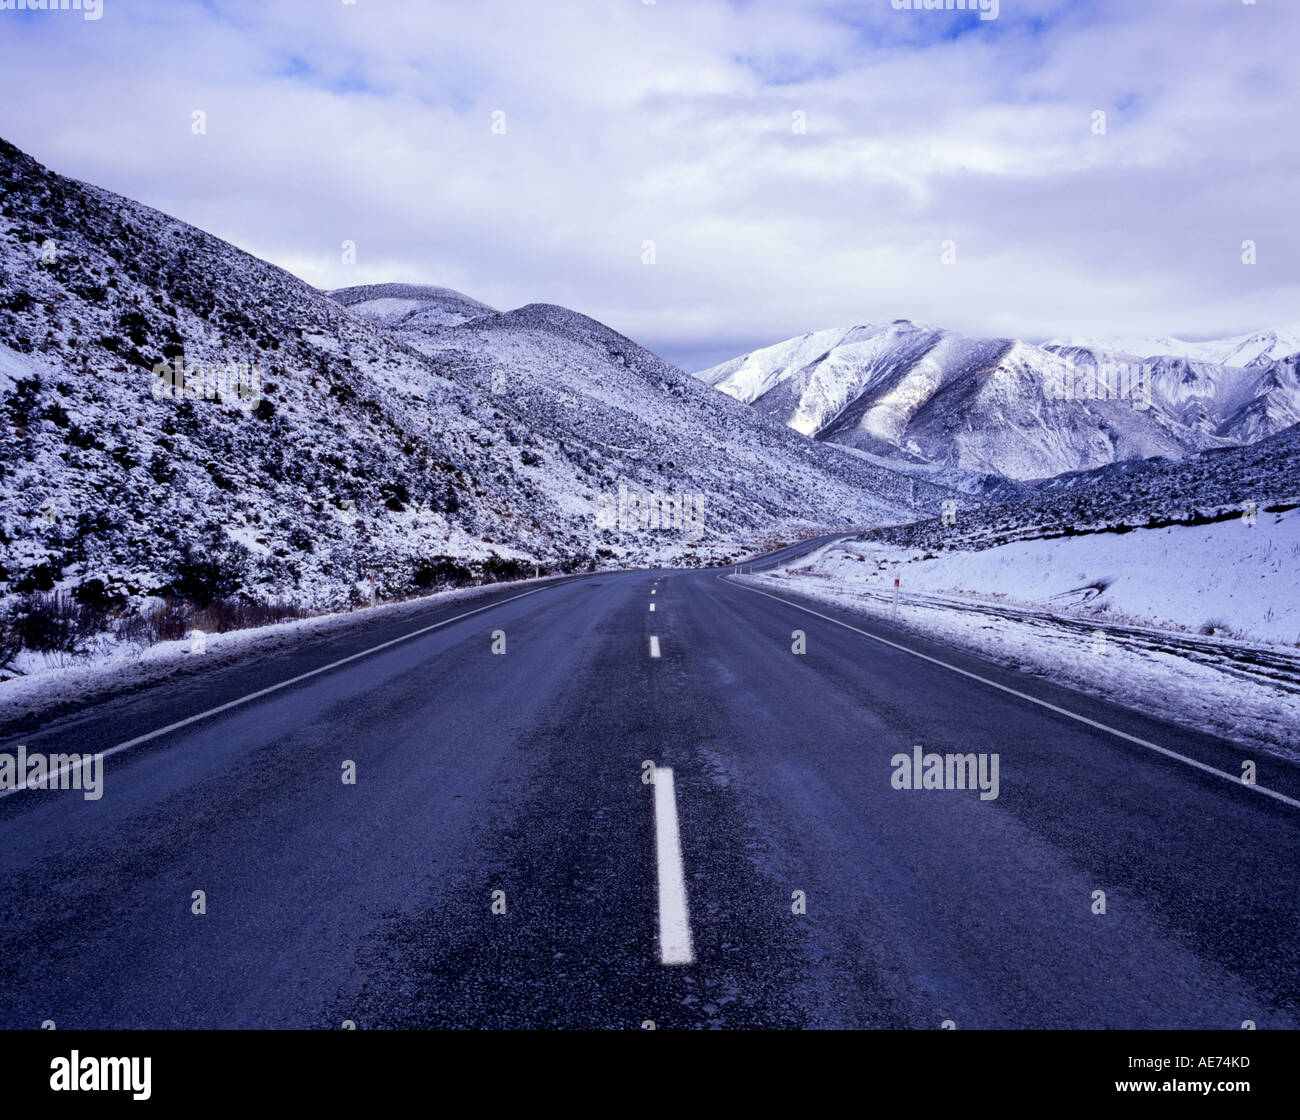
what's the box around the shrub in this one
[147,451,177,483]
[113,610,155,649]
[168,541,240,606]
[4,376,42,428]
[117,309,150,346]
[74,578,127,610]
[0,609,20,671]
[193,598,305,633]
[14,560,61,593]
[381,481,410,512]
[481,555,531,582]
[140,599,191,643]
[411,558,473,589]
[70,282,108,304]
[11,591,105,654]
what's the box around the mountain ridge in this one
[698,319,1300,480]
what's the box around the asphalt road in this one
[2,538,1297,1029]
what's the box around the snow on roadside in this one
[0,576,570,732]
[806,510,1300,646]
[746,519,1300,760]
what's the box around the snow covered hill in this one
[699,321,1300,480]
[328,286,963,546]
[849,422,1300,556]
[0,136,954,640]
[329,282,496,330]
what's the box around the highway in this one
[2,537,1297,1029]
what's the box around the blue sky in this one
[1,0,1297,371]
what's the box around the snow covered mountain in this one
[1045,329,1300,369]
[698,321,1300,480]
[0,137,954,624]
[1040,343,1300,447]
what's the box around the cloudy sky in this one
[2,0,1297,371]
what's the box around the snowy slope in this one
[812,513,1300,646]
[329,283,496,330]
[852,423,1300,557]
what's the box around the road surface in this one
[2,539,1297,1029]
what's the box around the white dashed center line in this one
[649,603,655,612]
[652,767,694,965]
[649,635,661,658]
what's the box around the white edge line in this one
[653,767,694,965]
[1,583,558,799]
[722,576,1300,811]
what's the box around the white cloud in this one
[2,0,1297,370]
